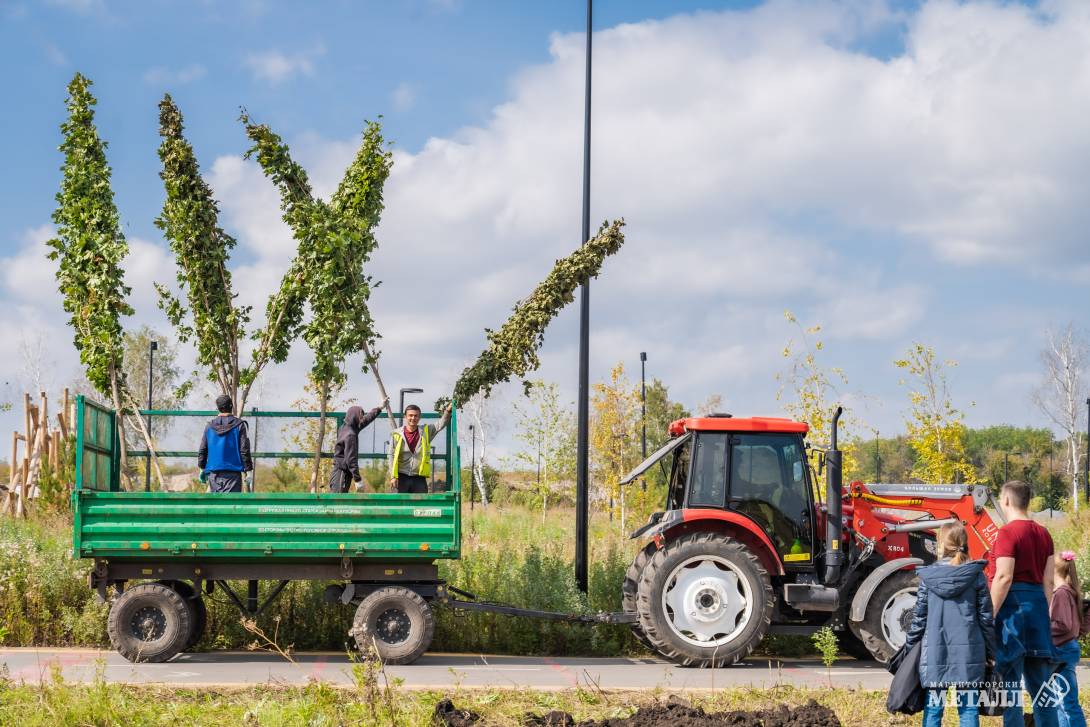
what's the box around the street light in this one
[145,340,157,492]
[574,0,594,595]
[640,352,647,492]
[874,431,880,484]
[399,387,423,426]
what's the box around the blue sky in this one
[0,0,1086,460]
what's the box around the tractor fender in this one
[849,557,924,623]
[650,509,785,576]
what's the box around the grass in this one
[0,674,921,727]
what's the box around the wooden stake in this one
[56,412,68,439]
[17,457,28,518]
[62,388,70,429]
[23,393,31,450]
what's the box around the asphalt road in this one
[0,648,1051,691]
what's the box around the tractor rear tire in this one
[157,580,207,650]
[636,531,772,667]
[351,586,434,665]
[849,569,919,664]
[107,582,191,663]
[623,542,658,651]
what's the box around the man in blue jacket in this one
[197,395,253,493]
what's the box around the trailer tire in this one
[351,587,434,665]
[108,582,191,663]
[636,531,772,667]
[157,580,206,649]
[837,628,875,661]
[623,542,658,651]
[849,569,918,664]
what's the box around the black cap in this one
[216,394,233,413]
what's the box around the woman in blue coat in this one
[903,523,997,727]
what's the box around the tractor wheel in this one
[636,531,773,667]
[849,570,918,664]
[623,542,658,651]
[107,582,191,663]
[351,587,434,665]
[157,580,207,650]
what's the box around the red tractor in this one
[618,407,1003,666]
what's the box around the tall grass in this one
[0,505,643,655]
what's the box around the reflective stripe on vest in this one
[391,426,432,478]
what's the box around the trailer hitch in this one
[440,586,637,625]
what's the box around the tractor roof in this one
[668,416,809,436]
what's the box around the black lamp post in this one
[640,352,647,491]
[145,340,157,492]
[574,0,593,594]
[874,431,880,484]
[469,424,476,512]
[399,387,423,426]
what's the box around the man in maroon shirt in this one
[990,480,1058,727]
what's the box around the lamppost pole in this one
[874,431,880,484]
[640,351,647,491]
[399,387,423,426]
[145,340,157,492]
[574,0,593,594]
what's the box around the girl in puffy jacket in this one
[903,522,996,727]
[1050,551,1086,727]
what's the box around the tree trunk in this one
[310,381,330,493]
[361,340,397,431]
[109,365,132,488]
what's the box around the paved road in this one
[6,649,1089,691]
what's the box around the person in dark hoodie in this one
[197,395,253,493]
[903,522,996,727]
[329,398,387,493]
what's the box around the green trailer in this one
[72,396,463,664]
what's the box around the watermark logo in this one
[1034,673,1070,709]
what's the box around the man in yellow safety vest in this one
[388,403,452,493]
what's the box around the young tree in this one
[449,219,625,405]
[776,311,857,484]
[509,380,575,520]
[155,95,251,409]
[242,114,393,487]
[591,362,641,533]
[48,73,162,487]
[1032,324,1088,512]
[121,326,188,442]
[895,343,979,484]
[463,391,497,506]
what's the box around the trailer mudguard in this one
[849,557,923,623]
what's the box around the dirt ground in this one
[433,697,842,727]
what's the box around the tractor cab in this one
[622,414,817,567]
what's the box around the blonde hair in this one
[937,522,969,565]
[1055,554,1081,597]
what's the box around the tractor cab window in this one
[687,432,728,507]
[728,433,814,563]
[666,437,691,511]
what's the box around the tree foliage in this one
[121,326,188,442]
[449,219,626,405]
[895,343,979,484]
[590,362,644,532]
[242,113,392,483]
[154,94,251,407]
[509,380,575,518]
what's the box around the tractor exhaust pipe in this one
[824,406,844,586]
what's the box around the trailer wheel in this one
[636,531,772,667]
[351,587,434,665]
[849,570,918,664]
[107,582,191,663]
[837,628,875,661]
[157,580,207,649]
[623,542,658,651]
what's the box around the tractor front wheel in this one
[636,531,772,667]
[849,569,918,664]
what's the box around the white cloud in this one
[392,82,417,113]
[44,0,103,13]
[43,42,67,66]
[243,45,324,84]
[143,64,207,85]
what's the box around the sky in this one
[1,0,1088,461]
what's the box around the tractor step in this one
[782,583,839,612]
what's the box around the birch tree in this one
[463,392,495,506]
[1033,324,1088,512]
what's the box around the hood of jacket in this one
[345,406,365,432]
[208,415,245,435]
[917,559,986,599]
